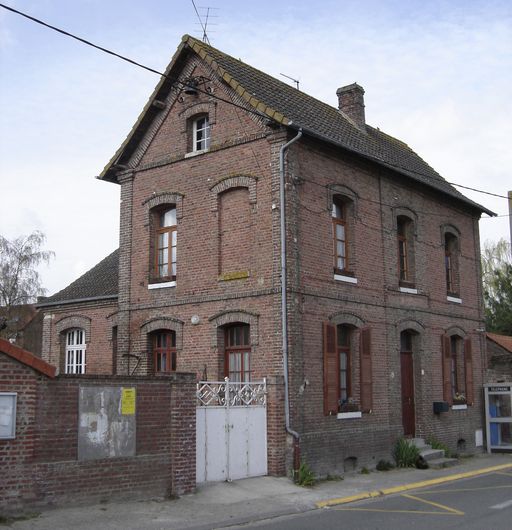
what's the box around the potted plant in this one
[453,392,466,405]
[339,398,359,413]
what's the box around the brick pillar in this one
[169,373,196,495]
[266,375,286,476]
[116,171,134,375]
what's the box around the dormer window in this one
[193,115,210,152]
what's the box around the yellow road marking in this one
[402,493,464,515]
[419,484,512,494]
[334,507,458,515]
[316,463,512,508]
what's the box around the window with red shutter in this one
[464,338,474,405]
[323,322,338,415]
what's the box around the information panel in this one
[78,386,136,460]
[0,393,17,439]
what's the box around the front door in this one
[400,332,415,436]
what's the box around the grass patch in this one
[0,512,40,526]
[297,461,316,487]
[427,436,452,458]
[376,459,394,471]
[393,437,420,468]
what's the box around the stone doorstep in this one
[428,457,459,469]
[419,448,446,461]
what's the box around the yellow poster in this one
[121,388,136,415]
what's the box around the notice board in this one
[78,386,136,461]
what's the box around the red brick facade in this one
[35,37,489,478]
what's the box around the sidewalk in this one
[7,453,512,530]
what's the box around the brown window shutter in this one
[323,322,338,416]
[359,327,372,413]
[464,338,474,405]
[441,334,452,405]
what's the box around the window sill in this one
[400,286,418,295]
[184,148,209,158]
[148,281,176,290]
[337,411,362,419]
[334,274,358,284]
[447,295,462,304]
[451,404,468,410]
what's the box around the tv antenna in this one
[280,73,300,90]
[191,1,218,45]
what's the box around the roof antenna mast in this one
[280,73,300,90]
[191,1,218,45]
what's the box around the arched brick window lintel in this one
[140,317,184,350]
[445,326,467,338]
[210,175,258,211]
[397,319,424,335]
[143,192,184,220]
[393,207,418,233]
[209,310,259,347]
[55,315,91,343]
[440,223,461,240]
[179,101,217,123]
[328,312,365,328]
[328,184,358,214]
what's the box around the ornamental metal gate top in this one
[196,377,267,407]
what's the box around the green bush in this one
[376,459,394,471]
[427,436,452,458]
[393,438,420,468]
[297,461,316,487]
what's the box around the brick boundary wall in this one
[0,353,196,514]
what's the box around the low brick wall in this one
[0,354,196,514]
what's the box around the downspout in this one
[279,128,302,475]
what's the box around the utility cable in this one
[1,3,508,204]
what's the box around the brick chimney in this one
[336,83,365,130]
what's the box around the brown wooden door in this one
[400,351,415,437]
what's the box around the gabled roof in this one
[0,338,56,378]
[38,249,119,307]
[99,35,493,216]
[487,332,512,353]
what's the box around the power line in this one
[446,182,508,200]
[0,3,508,205]
[0,3,268,121]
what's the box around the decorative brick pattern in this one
[143,191,184,220]
[55,314,92,342]
[209,174,258,211]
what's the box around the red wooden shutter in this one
[323,322,338,416]
[464,338,474,406]
[441,334,452,405]
[359,327,372,413]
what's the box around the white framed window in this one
[193,115,210,152]
[65,328,86,374]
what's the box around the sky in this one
[1,0,511,296]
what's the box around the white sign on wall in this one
[0,393,17,439]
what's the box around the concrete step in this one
[410,438,428,448]
[419,448,445,461]
[428,457,459,469]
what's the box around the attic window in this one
[192,115,211,152]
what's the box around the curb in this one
[315,462,512,508]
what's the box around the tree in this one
[482,238,512,335]
[0,231,54,339]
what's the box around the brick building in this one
[38,35,494,476]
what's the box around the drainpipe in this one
[279,128,302,476]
